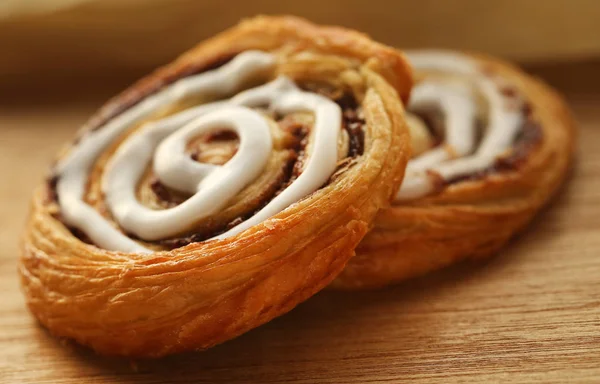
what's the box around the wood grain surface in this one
[1,61,599,383]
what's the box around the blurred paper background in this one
[3,0,600,84]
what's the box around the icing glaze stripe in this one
[55,51,342,253]
[396,51,525,201]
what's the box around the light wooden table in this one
[1,61,599,383]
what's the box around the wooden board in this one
[1,60,599,383]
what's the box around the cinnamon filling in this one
[493,120,543,172]
[415,102,543,185]
[47,59,366,250]
[302,82,365,157]
[152,91,366,249]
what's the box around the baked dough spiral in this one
[334,50,576,289]
[19,16,412,356]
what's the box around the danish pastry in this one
[19,16,412,356]
[334,50,576,289]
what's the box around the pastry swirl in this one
[19,16,412,356]
[334,50,576,289]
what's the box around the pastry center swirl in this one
[396,51,528,201]
[54,51,342,253]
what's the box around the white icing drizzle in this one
[396,50,525,201]
[55,51,342,253]
[406,82,476,172]
[103,106,273,242]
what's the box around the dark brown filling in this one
[301,83,366,157]
[155,154,299,249]
[493,119,543,171]
[149,179,187,208]
[437,103,543,185]
[46,174,59,204]
[153,94,366,249]
[343,106,366,158]
[203,130,239,142]
[46,55,366,249]
[46,53,241,202]
[277,115,310,181]
[144,86,365,246]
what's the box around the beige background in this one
[2,0,600,83]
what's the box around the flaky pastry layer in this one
[19,16,412,356]
[333,51,576,289]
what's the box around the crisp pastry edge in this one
[333,51,577,290]
[18,16,412,356]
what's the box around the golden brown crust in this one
[333,51,576,290]
[83,15,413,134]
[19,16,411,356]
